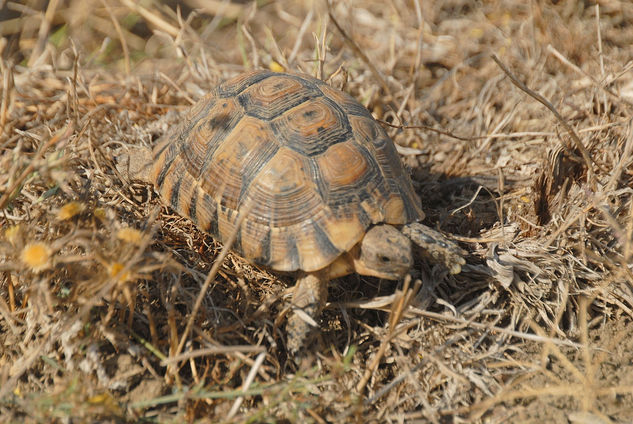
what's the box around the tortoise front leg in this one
[402,222,466,275]
[286,272,328,356]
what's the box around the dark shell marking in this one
[150,70,424,272]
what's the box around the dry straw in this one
[0,1,632,422]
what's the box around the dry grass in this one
[1,0,633,422]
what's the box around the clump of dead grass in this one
[1,0,633,422]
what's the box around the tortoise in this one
[119,70,465,355]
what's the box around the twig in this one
[595,4,607,115]
[0,60,12,133]
[313,16,328,80]
[28,0,60,67]
[161,344,266,365]
[378,120,479,141]
[240,24,260,69]
[327,4,392,100]
[0,290,17,335]
[355,320,417,394]
[101,0,131,76]
[491,54,600,188]
[227,351,266,419]
[119,0,181,38]
[380,119,627,143]
[578,296,594,411]
[356,277,420,393]
[288,8,313,66]
[160,72,195,105]
[173,200,254,366]
[70,42,80,124]
[186,0,244,20]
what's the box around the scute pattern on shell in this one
[150,70,424,272]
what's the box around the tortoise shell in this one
[149,70,424,272]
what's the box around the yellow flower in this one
[269,61,285,73]
[57,201,85,220]
[108,262,131,283]
[4,225,21,245]
[21,242,52,272]
[116,227,143,245]
[87,392,122,415]
[93,207,106,222]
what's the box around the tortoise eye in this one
[379,255,391,263]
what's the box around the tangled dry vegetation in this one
[1,0,633,422]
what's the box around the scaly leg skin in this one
[402,222,466,274]
[115,145,153,183]
[286,273,328,358]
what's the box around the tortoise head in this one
[353,224,412,280]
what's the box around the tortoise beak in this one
[352,257,409,280]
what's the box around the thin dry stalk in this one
[0,60,12,132]
[288,8,314,66]
[28,0,60,67]
[119,0,181,38]
[100,0,131,75]
[491,54,599,186]
[173,200,254,364]
[327,5,393,100]
[227,351,266,419]
[356,277,420,393]
[161,344,266,365]
[595,4,607,115]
